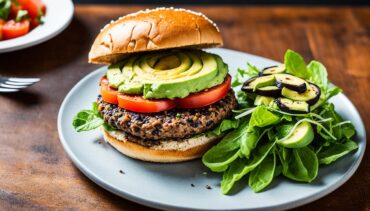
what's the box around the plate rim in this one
[58,48,366,211]
[0,0,74,53]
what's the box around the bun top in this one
[88,7,223,64]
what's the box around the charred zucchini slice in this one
[282,83,320,105]
[275,98,310,114]
[260,65,286,75]
[275,74,307,93]
[255,86,281,97]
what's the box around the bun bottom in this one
[102,128,221,163]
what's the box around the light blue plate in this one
[58,48,366,211]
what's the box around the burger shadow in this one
[0,16,91,77]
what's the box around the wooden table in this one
[0,5,369,210]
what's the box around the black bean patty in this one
[98,90,237,140]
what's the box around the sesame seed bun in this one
[89,7,223,64]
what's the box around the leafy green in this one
[202,122,248,172]
[318,141,358,165]
[231,63,260,88]
[240,106,280,158]
[221,142,276,194]
[15,10,29,22]
[284,49,310,79]
[72,102,115,132]
[249,150,276,192]
[326,87,342,100]
[307,60,328,92]
[281,147,318,182]
[209,119,240,136]
[0,0,11,19]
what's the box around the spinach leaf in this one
[209,119,240,136]
[317,141,358,165]
[249,150,276,192]
[72,102,111,132]
[221,141,276,194]
[307,60,328,92]
[0,0,11,19]
[202,122,248,172]
[284,49,310,79]
[240,106,280,158]
[281,147,318,182]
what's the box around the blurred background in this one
[74,0,368,5]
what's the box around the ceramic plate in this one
[58,48,366,211]
[0,0,74,53]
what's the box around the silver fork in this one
[0,76,40,92]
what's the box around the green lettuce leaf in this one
[249,150,276,192]
[202,122,248,172]
[307,60,328,91]
[317,141,358,165]
[280,147,318,182]
[284,49,310,79]
[221,142,275,194]
[209,119,240,136]
[240,106,280,158]
[0,0,11,20]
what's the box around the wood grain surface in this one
[0,5,369,210]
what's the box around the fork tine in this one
[0,88,19,92]
[9,77,40,83]
[5,81,36,86]
[0,83,27,89]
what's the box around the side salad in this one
[202,49,358,194]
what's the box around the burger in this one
[73,8,238,163]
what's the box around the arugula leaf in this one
[240,106,280,158]
[307,60,328,92]
[284,49,310,79]
[317,141,358,165]
[221,142,275,194]
[72,102,114,132]
[246,63,261,76]
[249,150,276,193]
[202,122,248,172]
[281,147,318,182]
[232,63,260,88]
[0,0,11,19]
[209,119,240,136]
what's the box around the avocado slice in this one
[254,95,274,106]
[277,121,314,148]
[275,74,307,93]
[108,50,228,99]
[249,75,275,91]
[282,83,320,105]
[260,65,286,75]
[275,98,310,114]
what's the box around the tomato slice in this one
[99,75,231,113]
[117,94,176,113]
[19,0,45,19]
[100,77,118,105]
[177,75,231,109]
[0,20,4,41]
[2,20,30,40]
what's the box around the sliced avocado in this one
[277,121,314,148]
[260,65,286,75]
[109,50,228,99]
[275,74,307,93]
[275,98,310,114]
[255,86,281,97]
[254,95,274,106]
[282,83,320,105]
[106,63,126,88]
[249,75,275,91]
